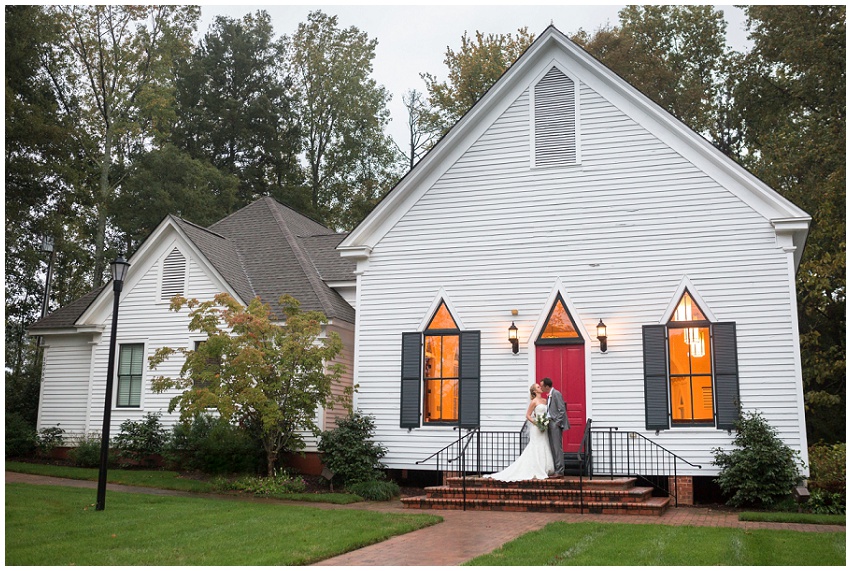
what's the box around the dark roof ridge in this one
[264,198,338,319]
[171,215,227,240]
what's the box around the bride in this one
[484,383,554,481]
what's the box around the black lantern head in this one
[508,322,519,354]
[111,255,131,291]
[596,319,608,353]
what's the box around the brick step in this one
[443,476,638,491]
[400,495,671,516]
[424,485,654,503]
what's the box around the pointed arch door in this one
[535,294,586,453]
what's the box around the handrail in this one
[413,419,701,508]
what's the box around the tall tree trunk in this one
[93,126,112,285]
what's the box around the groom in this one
[542,377,568,477]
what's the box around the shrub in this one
[712,411,803,508]
[809,488,846,515]
[69,433,115,468]
[5,412,37,458]
[808,443,845,494]
[806,443,845,515]
[348,479,400,501]
[318,412,387,487]
[214,470,307,496]
[165,414,262,474]
[114,413,167,467]
[36,425,65,455]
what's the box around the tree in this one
[285,10,401,229]
[422,28,534,134]
[400,89,440,169]
[150,293,344,476]
[172,11,302,210]
[573,5,729,142]
[52,5,199,285]
[732,6,845,443]
[112,145,239,248]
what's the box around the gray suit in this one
[546,388,568,475]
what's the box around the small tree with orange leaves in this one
[150,293,344,476]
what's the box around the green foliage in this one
[808,488,846,516]
[806,442,846,514]
[6,462,214,493]
[165,414,262,474]
[347,479,400,501]
[574,6,728,141]
[114,413,168,467]
[318,412,387,487]
[213,470,307,497]
[68,434,114,468]
[150,293,344,476]
[5,412,37,458]
[733,6,846,443]
[285,10,402,229]
[36,425,66,454]
[173,11,301,210]
[712,411,803,508]
[422,28,535,134]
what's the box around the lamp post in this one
[96,255,130,511]
[39,236,56,319]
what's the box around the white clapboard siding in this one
[37,335,95,434]
[80,242,224,439]
[351,78,804,475]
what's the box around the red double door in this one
[536,344,586,453]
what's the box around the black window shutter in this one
[458,331,481,428]
[712,322,740,431]
[400,332,422,428]
[642,324,670,430]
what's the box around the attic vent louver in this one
[161,248,186,301]
[534,66,576,166]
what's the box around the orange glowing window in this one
[424,301,459,422]
[668,291,713,423]
[540,296,581,340]
[427,302,458,330]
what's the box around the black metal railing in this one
[587,426,701,506]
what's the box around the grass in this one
[5,461,214,493]
[5,483,441,566]
[5,461,363,503]
[739,511,846,525]
[465,521,846,566]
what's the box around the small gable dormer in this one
[532,65,579,167]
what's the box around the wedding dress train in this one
[484,403,554,481]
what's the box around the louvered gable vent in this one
[161,248,186,301]
[534,66,576,166]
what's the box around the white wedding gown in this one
[484,403,554,481]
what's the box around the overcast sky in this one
[198,4,751,151]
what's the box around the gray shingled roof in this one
[29,197,355,332]
[28,285,106,331]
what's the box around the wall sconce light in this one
[596,319,608,353]
[508,322,519,354]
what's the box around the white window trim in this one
[115,341,146,410]
[658,277,718,324]
[417,288,466,332]
[529,59,582,169]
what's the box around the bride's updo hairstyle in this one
[529,384,538,400]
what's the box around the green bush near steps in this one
[348,479,401,501]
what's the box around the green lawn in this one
[466,521,846,566]
[6,461,214,493]
[5,483,441,566]
[739,511,846,526]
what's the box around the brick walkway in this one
[7,471,844,566]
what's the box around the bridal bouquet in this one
[534,412,550,432]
